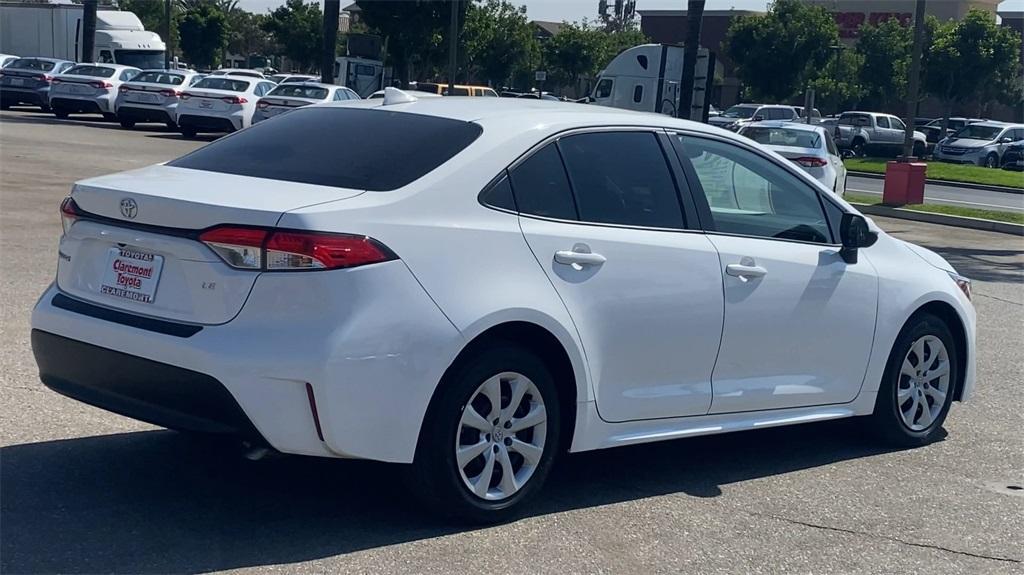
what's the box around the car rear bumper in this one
[50,97,108,114]
[178,113,238,133]
[0,87,48,105]
[32,329,266,441]
[31,260,462,463]
[117,105,175,124]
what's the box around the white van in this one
[590,43,711,119]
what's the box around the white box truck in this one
[0,1,165,68]
[334,56,384,98]
[590,43,712,120]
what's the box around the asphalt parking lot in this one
[1,108,1022,574]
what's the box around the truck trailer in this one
[0,1,165,68]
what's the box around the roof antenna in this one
[382,87,418,106]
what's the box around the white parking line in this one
[846,188,1024,211]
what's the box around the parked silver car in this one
[0,57,75,112]
[933,122,1024,168]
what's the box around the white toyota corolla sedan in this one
[32,90,976,523]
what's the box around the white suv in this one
[33,92,976,522]
[175,75,277,137]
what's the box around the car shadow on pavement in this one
[923,246,1024,285]
[0,419,907,574]
[0,112,173,133]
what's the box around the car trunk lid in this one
[58,164,364,324]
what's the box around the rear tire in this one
[165,121,178,130]
[913,141,925,159]
[53,109,69,119]
[867,313,958,447]
[180,126,198,139]
[102,112,117,122]
[0,102,10,110]
[40,104,51,113]
[119,118,135,129]
[410,344,561,524]
[851,139,866,157]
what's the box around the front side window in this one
[594,78,612,99]
[890,117,906,131]
[674,135,831,244]
[508,144,577,220]
[99,50,114,63]
[558,132,684,229]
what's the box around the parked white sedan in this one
[175,75,277,137]
[252,82,360,124]
[739,121,848,195]
[114,69,203,129]
[49,63,141,120]
[33,91,975,523]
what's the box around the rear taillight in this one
[60,197,81,234]
[159,88,181,98]
[793,156,828,168]
[256,100,269,109]
[222,96,247,104]
[198,227,266,269]
[36,74,53,84]
[199,226,396,271]
[90,80,113,90]
[118,85,132,94]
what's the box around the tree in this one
[597,0,637,33]
[856,19,911,112]
[117,0,167,36]
[723,0,838,102]
[463,0,538,88]
[177,2,227,69]
[542,21,608,91]
[925,10,1023,125]
[262,0,322,72]
[225,9,273,59]
[357,1,458,86]
[808,49,864,114]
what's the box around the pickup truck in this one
[832,111,927,157]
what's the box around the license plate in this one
[199,99,213,109]
[131,93,158,103]
[69,84,88,94]
[99,247,164,304]
[10,78,24,86]
[265,107,283,116]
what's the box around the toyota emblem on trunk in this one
[120,198,138,219]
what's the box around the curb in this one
[853,203,1024,236]
[848,171,1024,195]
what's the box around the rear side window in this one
[65,65,116,78]
[558,132,684,229]
[508,144,577,220]
[876,116,890,129]
[168,107,483,191]
[10,59,56,71]
[192,78,250,92]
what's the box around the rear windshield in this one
[168,107,483,191]
[192,77,250,92]
[9,58,56,71]
[268,85,328,99]
[64,65,116,78]
[741,127,822,149]
[281,76,317,84]
[130,71,185,85]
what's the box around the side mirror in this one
[753,115,765,121]
[839,213,877,264]
[1000,137,1013,144]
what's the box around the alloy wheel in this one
[456,371,547,501]
[897,335,950,431]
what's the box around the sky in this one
[237,0,1024,22]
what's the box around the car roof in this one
[11,57,72,64]
[272,82,337,90]
[137,68,192,75]
[967,121,1015,128]
[69,63,139,70]
[320,91,730,135]
[743,120,825,132]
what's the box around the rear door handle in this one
[726,263,767,281]
[554,249,607,267]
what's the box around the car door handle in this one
[554,250,607,267]
[726,263,767,281]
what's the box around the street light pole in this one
[164,0,172,69]
[448,0,459,94]
[678,0,706,120]
[902,0,927,160]
[81,0,97,62]
[321,0,340,84]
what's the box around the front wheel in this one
[411,344,561,523]
[984,153,999,168]
[867,313,957,447]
